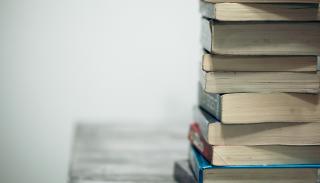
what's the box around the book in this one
[200,1,320,21]
[201,18,320,55]
[200,70,320,93]
[189,146,320,183]
[198,86,320,123]
[204,0,320,3]
[202,53,318,72]
[194,107,320,145]
[189,123,320,166]
[173,160,196,183]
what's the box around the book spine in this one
[188,123,213,163]
[201,18,212,52]
[198,84,222,120]
[188,147,203,183]
[199,1,215,19]
[194,107,210,143]
[188,147,202,183]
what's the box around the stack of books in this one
[174,0,320,183]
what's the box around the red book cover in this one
[188,123,213,163]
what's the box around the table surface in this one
[69,122,188,183]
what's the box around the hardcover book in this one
[189,123,320,166]
[198,85,320,123]
[194,107,320,145]
[200,70,320,93]
[202,53,318,72]
[189,146,320,183]
[200,1,320,21]
[201,18,320,55]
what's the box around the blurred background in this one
[0,0,199,183]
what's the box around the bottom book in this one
[186,146,320,183]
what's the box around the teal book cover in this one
[189,146,320,183]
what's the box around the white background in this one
[0,0,199,183]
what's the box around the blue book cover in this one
[189,146,320,183]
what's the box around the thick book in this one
[173,160,196,183]
[200,70,320,93]
[194,107,320,145]
[200,1,320,21]
[198,86,320,123]
[202,53,318,72]
[189,123,320,166]
[201,18,320,55]
[189,146,320,183]
[204,0,320,3]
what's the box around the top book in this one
[200,1,320,21]
[204,0,319,3]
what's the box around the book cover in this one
[189,146,320,183]
[200,1,320,21]
[201,18,320,55]
[189,122,320,165]
[201,70,320,93]
[188,123,214,163]
[198,83,221,120]
[194,106,320,145]
[201,52,318,72]
[198,87,320,124]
